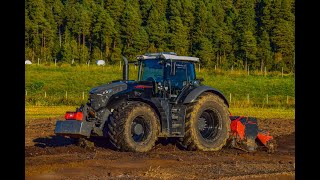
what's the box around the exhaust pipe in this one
[122,56,129,80]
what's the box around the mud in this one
[25,117,295,179]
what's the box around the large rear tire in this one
[107,101,160,152]
[181,92,230,151]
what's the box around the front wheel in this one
[107,101,160,152]
[181,92,230,151]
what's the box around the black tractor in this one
[55,52,231,152]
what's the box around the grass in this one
[25,64,295,108]
[25,105,77,122]
[25,106,294,121]
[229,107,295,119]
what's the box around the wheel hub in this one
[198,110,220,140]
[198,117,207,130]
[133,123,144,135]
[131,116,149,142]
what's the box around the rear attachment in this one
[227,116,277,153]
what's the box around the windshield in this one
[139,59,163,82]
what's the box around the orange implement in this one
[257,131,273,146]
[230,119,246,140]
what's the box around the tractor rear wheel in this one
[107,101,160,152]
[181,92,230,151]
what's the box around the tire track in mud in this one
[25,134,294,158]
[25,117,295,179]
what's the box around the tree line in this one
[25,0,295,72]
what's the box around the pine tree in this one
[63,0,79,35]
[132,27,149,55]
[105,0,125,62]
[222,0,237,66]
[91,46,102,61]
[171,0,194,55]
[190,1,209,55]
[26,0,47,62]
[169,16,189,55]
[120,2,143,58]
[145,0,168,51]
[235,0,256,33]
[105,0,125,21]
[78,7,92,63]
[61,29,72,63]
[235,0,258,70]
[25,7,33,61]
[92,5,115,62]
[240,31,257,70]
[270,0,295,72]
[271,19,294,72]
[70,39,79,64]
[81,45,90,64]
[196,37,214,67]
[42,2,57,62]
[180,0,195,28]
[51,0,64,49]
[257,30,272,71]
[24,0,294,69]
[139,0,153,26]
[260,0,273,33]
[210,1,233,68]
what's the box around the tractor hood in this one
[89,81,128,94]
[89,81,128,110]
[89,80,154,110]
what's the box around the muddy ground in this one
[25,117,295,179]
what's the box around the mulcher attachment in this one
[228,116,277,153]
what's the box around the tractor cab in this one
[137,52,200,100]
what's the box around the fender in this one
[183,86,229,107]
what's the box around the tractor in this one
[55,52,276,153]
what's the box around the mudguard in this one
[183,86,229,107]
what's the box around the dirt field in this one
[25,116,295,179]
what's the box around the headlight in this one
[103,89,113,94]
[97,89,113,96]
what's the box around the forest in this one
[25,0,295,72]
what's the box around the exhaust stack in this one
[122,56,129,81]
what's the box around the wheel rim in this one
[198,109,221,140]
[131,116,150,143]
